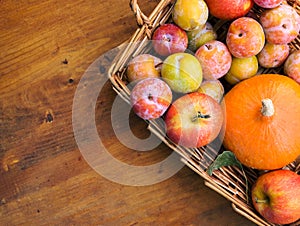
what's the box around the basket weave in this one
[108,1,300,225]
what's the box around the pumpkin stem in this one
[261,99,274,117]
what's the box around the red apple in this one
[130,78,172,120]
[204,0,254,20]
[164,92,223,148]
[152,23,188,56]
[251,169,300,225]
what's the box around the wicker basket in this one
[108,1,300,225]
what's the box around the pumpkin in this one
[223,74,300,170]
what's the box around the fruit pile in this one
[124,0,300,224]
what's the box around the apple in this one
[152,23,188,56]
[195,40,232,80]
[284,50,300,84]
[251,169,300,225]
[126,54,162,83]
[205,0,254,20]
[161,52,203,93]
[187,22,217,52]
[257,42,290,68]
[164,92,223,148]
[130,78,172,120]
[226,17,265,58]
[172,0,209,31]
[259,4,300,44]
[254,0,282,8]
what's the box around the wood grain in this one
[0,0,256,225]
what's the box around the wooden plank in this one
[0,0,255,225]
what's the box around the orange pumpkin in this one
[223,74,300,170]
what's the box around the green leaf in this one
[207,150,249,203]
[207,151,242,176]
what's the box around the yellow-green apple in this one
[284,50,300,84]
[260,4,300,44]
[187,22,217,52]
[126,54,162,83]
[152,23,188,56]
[197,80,224,103]
[226,17,265,58]
[205,0,254,20]
[161,52,203,93]
[224,56,258,85]
[195,40,232,80]
[257,42,290,68]
[164,92,223,148]
[254,0,282,8]
[172,0,208,31]
[251,169,300,225]
[130,78,172,120]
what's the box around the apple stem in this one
[205,44,212,50]
[261,98,275,117]
[191,111,210,122]
[255,197,268,204]
[155,62,163,69]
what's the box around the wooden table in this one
[0,0,256,225]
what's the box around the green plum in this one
[187,22,217,52]
[161,52,203,93]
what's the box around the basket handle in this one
[130,0,151,26]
